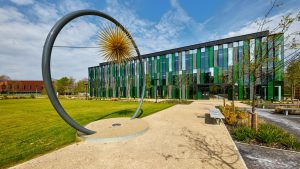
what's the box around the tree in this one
[68,77,75,95]
[0,75,10,81]
[75,78,88,94]
[56,77,75,95]
[247,0,300,130]
[286,60,300,102]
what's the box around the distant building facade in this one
[88,31,284,101]
[0,80,44,94]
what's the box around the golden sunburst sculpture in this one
[98,25,135,64]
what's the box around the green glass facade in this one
[88,31,284,101]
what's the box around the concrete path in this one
[11,100,246,169]
[236,141,300,169]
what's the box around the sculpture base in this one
[77,118,149,142]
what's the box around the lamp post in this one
[84,83,88,100]
[153,78,160,103]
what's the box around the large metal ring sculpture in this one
[42,10,145,135]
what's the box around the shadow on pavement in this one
[179,128,240,169]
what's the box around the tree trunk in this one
[251,79,258,131]
[248,112,252,127]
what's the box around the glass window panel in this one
[228,47,233,66]
[182,51,186,70]
[250,39,255,62]
[175,52,179,72]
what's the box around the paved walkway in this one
[236,141,300,169]
[11,100,246,169]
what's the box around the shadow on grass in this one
[95,109,144,121]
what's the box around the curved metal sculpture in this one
[42,10,145,135]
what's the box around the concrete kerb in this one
[222,122,249,169]
[236,141,300,154]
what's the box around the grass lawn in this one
[0,98,174,168]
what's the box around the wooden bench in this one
[279,108,300,116]
[209,108,225,124]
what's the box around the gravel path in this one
[236,141,300,169]
[11,100,246,169]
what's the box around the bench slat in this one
[209,109,225,119]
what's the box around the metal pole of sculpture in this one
[42,10,145,135]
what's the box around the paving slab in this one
[11,100,246,169]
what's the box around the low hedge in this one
[233,123,300,150]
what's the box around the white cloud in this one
[58,0,90,13]
[32,3,59,23]
[0,1,100,80]
[10,0,33,5]
[103,0,209,54]
[222,10,300,55]
[218,9,300,68]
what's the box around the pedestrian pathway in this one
[11,100,246,169]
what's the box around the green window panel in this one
[162,86,167,98]
[268,81,273,100]
[208,47,214,67]
[214,67,219,84]
[200,72,204,84]
[165,55,169,74]
[189,52,193,72]
[196,49,201,69]
[243,40,250,87]
[238,84,243,100]
[223,48,228,72]
[205,47,209,68]
[234,65,238,84]
[274,34,284,81]
[197,88,202,99]
[233,44,238,84]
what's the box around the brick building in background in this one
[0,80,44,94]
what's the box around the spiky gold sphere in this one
[98,25,134,64]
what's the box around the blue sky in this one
[0,0,299,80]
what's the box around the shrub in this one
[237,111,247,119]
[225,112,237,125]
[30,94,36,99]
[256,124,283,145]
[233,126,256,141]
[280,134,300,150]
[3,95,8,99]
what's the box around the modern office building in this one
[88,31,284,101]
